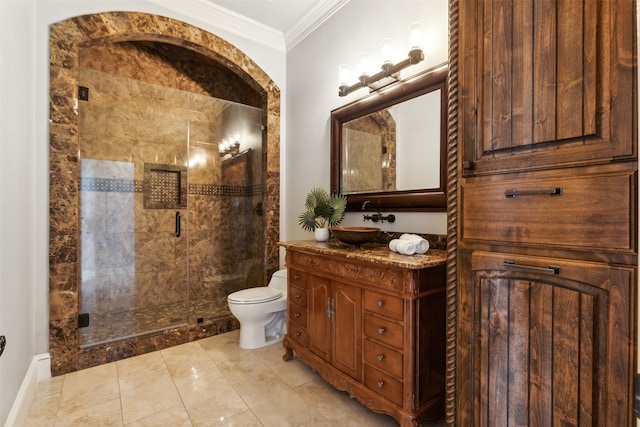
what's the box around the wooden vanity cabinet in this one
[281,245,447,426]
[454,0,637,424]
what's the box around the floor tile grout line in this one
[158,346,197,427]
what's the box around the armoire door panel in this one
[466,252,634,426]
[461,0,635,176]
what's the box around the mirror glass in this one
[331,63,448,211]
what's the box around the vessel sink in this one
[330,226,380,247]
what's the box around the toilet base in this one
[237,310,287,350]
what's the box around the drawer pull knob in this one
[504,260,560,275]
[295,294,301,299]
[377,300,384,307]
[295,332,301,337]
[505,187,562,198]
[378,327,386,335]
[295,274,300,280]
[377,354,385,361]
[294,312,301,318]
[377,381,385,388]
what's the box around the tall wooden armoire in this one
[451,0,638,424]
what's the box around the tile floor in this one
[23,330,446,426]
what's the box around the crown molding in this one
[151,0,286,52]
[285,0,350,51]
[149,0,349,53]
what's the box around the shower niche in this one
[143,163,187,209]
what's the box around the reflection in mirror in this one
[341,89,441,194]
[331,63,448,211]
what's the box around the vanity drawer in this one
[287,322,308,346]
[461,169,635,251]
[364,314,403,349]
[289,284,307,308]
[288,269,308,288]
[288,303,307,328]
[364,338,403,379]
[364,364,403,406]
[364,290,403,321]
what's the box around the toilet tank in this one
[268,269,288,293]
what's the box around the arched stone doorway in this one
[49,12,280,376]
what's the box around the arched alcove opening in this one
[49,12,280,375]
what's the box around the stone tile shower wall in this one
[49,13,281,375]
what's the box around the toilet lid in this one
[228,287,283,304]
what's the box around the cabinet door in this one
[459,0,635,176]
[332,281,362,381]
[457,251,635,426]
[308,275,331,362]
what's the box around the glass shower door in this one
[78,67,190,346]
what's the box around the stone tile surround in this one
[49,12,281,375]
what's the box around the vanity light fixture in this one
[219,133,241,157]
[338,22,425,97]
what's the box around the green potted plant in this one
[298,187,347,241]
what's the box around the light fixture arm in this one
[339,48,424,97]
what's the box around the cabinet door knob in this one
[377,381,385,388]
[294,312,300,318]
[295,332,301,337]
[295,274,300,280]
[378,327,386,335]
[377,300,384,307]
[295,294,301,299]
[377,354,385,361]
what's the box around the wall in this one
[1,1,285,424]
[0,0,37,423]
[285,0,449,244]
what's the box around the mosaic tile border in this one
[80,177,262,198]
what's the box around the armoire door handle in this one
[503,260,560,275]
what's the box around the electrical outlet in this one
[0,335,6,357]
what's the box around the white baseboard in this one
[4,353,51,427]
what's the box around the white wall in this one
[0,1,38,423]
[284,0,449,244]
[1,1,286,424]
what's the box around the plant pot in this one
[314,227,330,242]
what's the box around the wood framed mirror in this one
[330,63,448,211]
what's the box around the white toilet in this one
[227,269,288,349]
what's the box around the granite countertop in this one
[278,240,447,269]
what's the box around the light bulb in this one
[408,21,424,51]
[358,52,371,77]
[380,38,394,64]
[338,64,351,86]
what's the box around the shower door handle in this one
[175,211,181,237]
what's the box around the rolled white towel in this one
[399,233,429,254]
[395,239,416,255]
[388,239,400,252]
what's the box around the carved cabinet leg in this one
[282,339,294,361]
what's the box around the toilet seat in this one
[228,287,283,304]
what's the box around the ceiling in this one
[205,0,348,49]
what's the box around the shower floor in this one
[79,297,232,347]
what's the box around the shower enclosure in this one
[77,53,265,347]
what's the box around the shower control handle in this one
[175,211,181,237]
